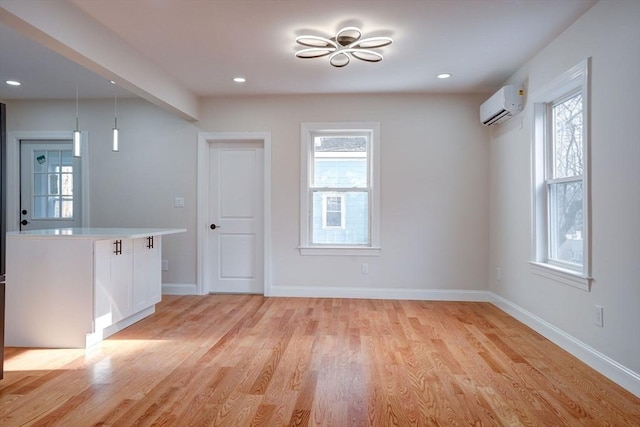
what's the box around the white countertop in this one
[7,227,187,240]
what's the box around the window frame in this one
[530,58,592,290]
[299,122,381,256]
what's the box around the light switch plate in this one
[174,197,185,208]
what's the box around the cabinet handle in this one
[114,240,122,255]
[146,236,154,249]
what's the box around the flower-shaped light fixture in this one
[295,27,392,68]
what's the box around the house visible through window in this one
[300,122,381,255]
[312,135,367,244]
[531,58,591,290]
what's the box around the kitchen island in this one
[5,227,186,348]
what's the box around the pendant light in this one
[73,78,81,157]
[112,83,119,152]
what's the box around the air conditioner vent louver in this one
[483,109,512,126]
[480,85,524,126]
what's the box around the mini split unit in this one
[480,85,524,126]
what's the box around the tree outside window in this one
[548,92,584,266]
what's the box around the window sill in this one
[299,246,381,256]
[529,261,592,291]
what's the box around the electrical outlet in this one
[594,305,604,327]
[361,263,368,274]
[174,197,185,208]
[162,259,169,271]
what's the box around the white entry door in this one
[208,141,264,294]
[20,140,82,230]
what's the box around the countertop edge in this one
[7,228,188,240]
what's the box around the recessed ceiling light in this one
[6,80,21,86]
[437,73,452,79]
[233,77,246,83]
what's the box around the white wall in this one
[199,94,490,296]
[5,98,199,284]
[6,92,490,297]
[489,0,640,375]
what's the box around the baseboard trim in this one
[162,283,198,295]
[268,285,490,301]
[488,292,640,398]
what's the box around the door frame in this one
[7,131,90,232]
[197,131,272,296]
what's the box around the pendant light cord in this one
[75,77,79,130]
[114,87,118,128]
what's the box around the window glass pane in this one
[48,196,60,218]
[33,196,47,218]
[61,150,73,168]
[324,195,343,228]
[326,196,341,212]
[312,191,368,244]
[313,136,368,188]
[549,181,583,265]
[33,151,47,173]
[33,174,47,195]
[49,174,60,195]
[326,211,341,227]
[552,93,583,179]
[47,150,61,173]
[61,198,73,219]
[61,173,73,196]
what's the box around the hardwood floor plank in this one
[1,296,638,426]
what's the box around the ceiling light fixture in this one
[73,78,81,158]
[233,77,246,83]
[295,26,392,68]
[437,73,452,79]
[112,84,119,152]
[5,80,21,86]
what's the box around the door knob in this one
[21,219,29,226]
[210,224,221,230]
[21,209,28,215]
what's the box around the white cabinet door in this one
[94,239,133,327]
[133,236,162,312]
[94,240,113,330]
[111,238,133,323]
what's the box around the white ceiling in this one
[0,0,597,102]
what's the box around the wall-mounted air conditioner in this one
[480,85,524,126]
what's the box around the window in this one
[548,93,584,266]
[531,59,591,290]
[32,149,74,219]
[300,122,381,255]
[322,194,345,229]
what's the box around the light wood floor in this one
[1,295,638,426]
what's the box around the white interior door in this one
[20,140,82,230]
[208,141,264,294]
